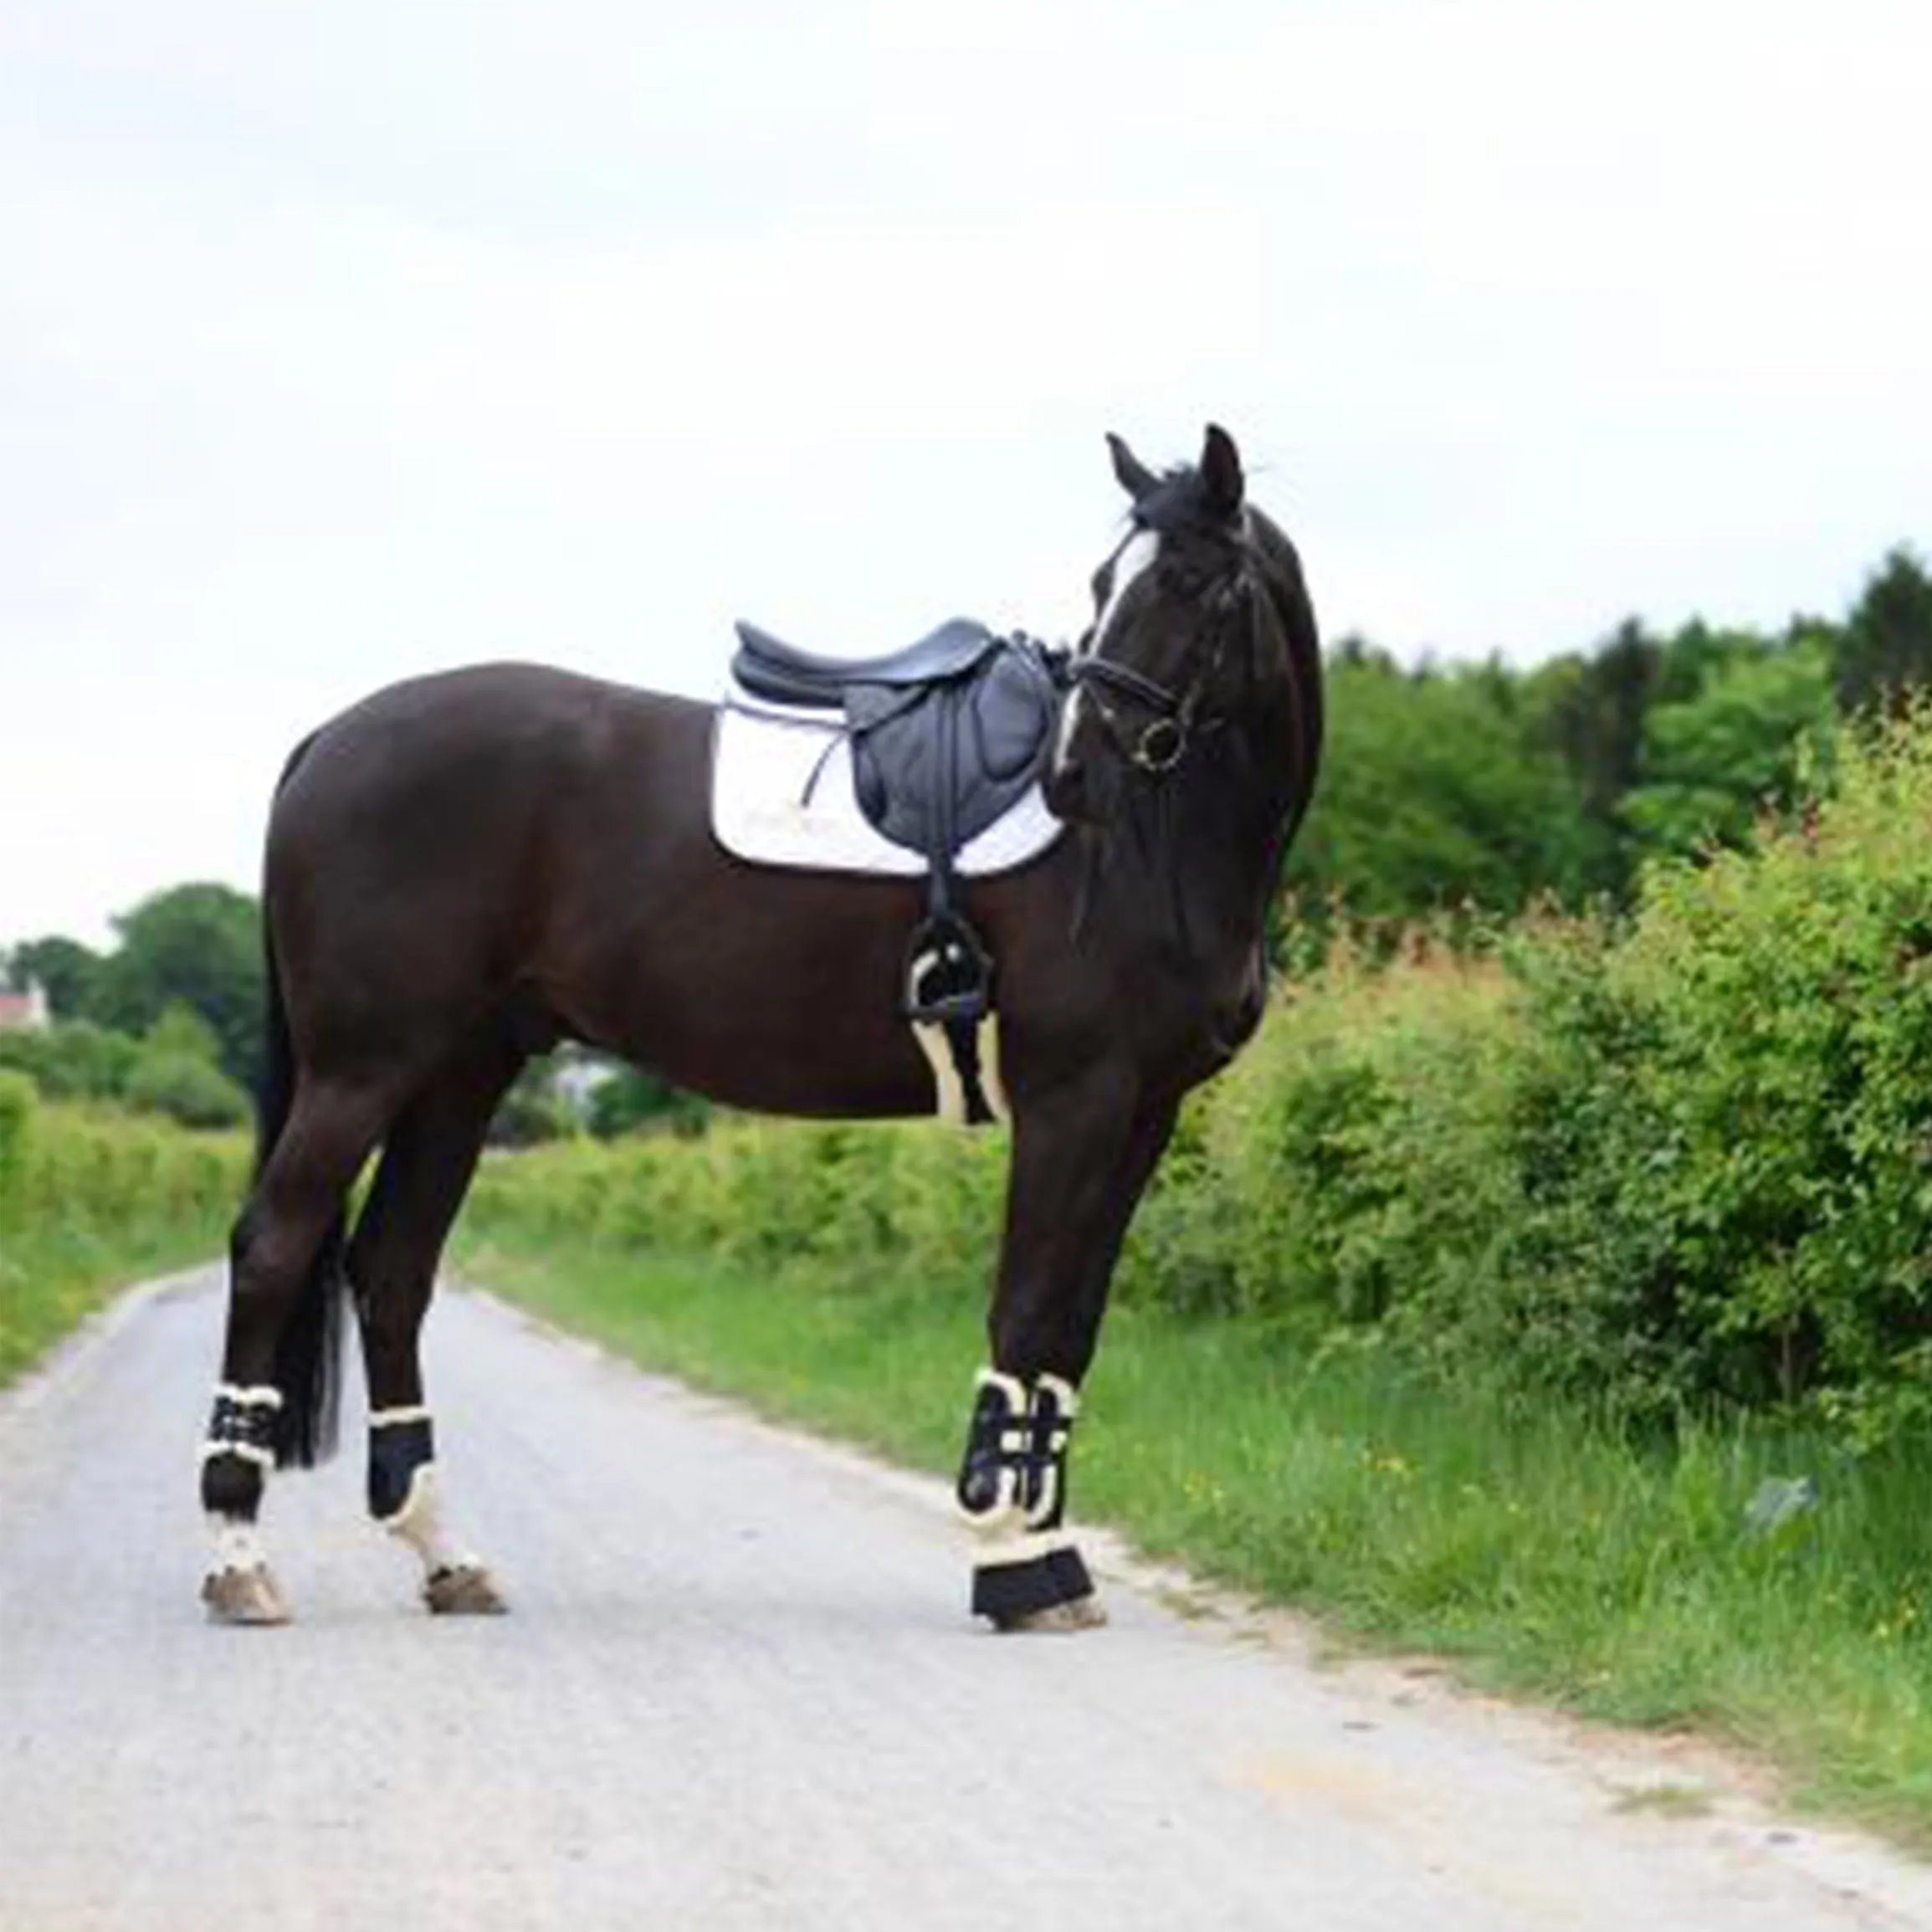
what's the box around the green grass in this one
[0,1091,248,1389]
[0,1219,228,1386]
[459,1222,1932,1849]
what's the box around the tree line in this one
[1283,543,1932,928]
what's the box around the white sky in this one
[3,0,1929,947]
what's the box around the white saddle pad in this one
[710,691,1066,877]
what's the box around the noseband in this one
[1067,653,1197,774]
[1058,550,1258,780]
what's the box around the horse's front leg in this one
[957,1072,1177,1631]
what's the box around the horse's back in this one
[274,662,705,851]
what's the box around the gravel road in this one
[2,1267,1928,1932]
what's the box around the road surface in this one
[1,1268,1927,1931]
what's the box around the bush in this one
[0,1022,141,1104]
[0,1071,33,1206]
[0,1097,249,1384]
[124,1051,251,1131]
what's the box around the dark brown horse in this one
[198,424,1323,1630]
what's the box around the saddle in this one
[730,618,1063,1109]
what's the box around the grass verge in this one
[0,1222,228,1386]
[459,1222,1932,1850]
[0,1084,247,1388]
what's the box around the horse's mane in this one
[1238,500,1325,839]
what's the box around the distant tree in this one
[1620,640,1835,858]
[1833,546,1932,714]
[5,935,104,1017]
[587,1063,709,1140]
[1526,619,1661,895]
[89,884,264,1094]
[1284,653,1594,926]
[487,1057,577,1148]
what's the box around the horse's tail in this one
[249,732,347,1470]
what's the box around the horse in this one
[197,423,1325,1631]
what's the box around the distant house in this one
[0,981,49,1033]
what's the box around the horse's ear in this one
[1200,423,1245,521]
[1107,432,1159,504]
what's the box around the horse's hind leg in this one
[348,1033,522,1615]
[201,1076,400,1625]
[958,1072,1177,1632]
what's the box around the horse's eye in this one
[1089,564,1111,608]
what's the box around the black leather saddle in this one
[733,617,1003,709]
[728,616,1064,1055]
[730,618,1060,858]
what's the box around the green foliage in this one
[142,1001,224,1064]
[487,1056,579,1148]
[0,1021,141,1104]
[122,1051,251,1131]
[1285,651,1594,924]
[1834,546,1932,715]
[0,1094,248,1386]
[4,935,102,1017]
[0,1000,249,1130]
[586,1063,710,1140]
[1619,638,1835,858]
[86,883,264,1094]
[0,1073,32,1201]
[1526,618,1661,894]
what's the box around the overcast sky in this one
[3,0,1929,947]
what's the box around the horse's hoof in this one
[996,1592,1109,1634]
[202,1564,292,1627]
[424,1563,507,1616]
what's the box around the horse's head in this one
[1047,424,1310,829]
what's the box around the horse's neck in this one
[1191,711,1304,942]
[1089,735,1293,966]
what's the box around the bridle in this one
[1054,529,1268,956]
[1056,529,1260,782]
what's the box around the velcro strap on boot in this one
[200,1385,283,1468]
[955,1368,1080,1532]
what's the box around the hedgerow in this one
[0,1076,247,1383]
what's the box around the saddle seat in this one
[731,617,1006,710]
